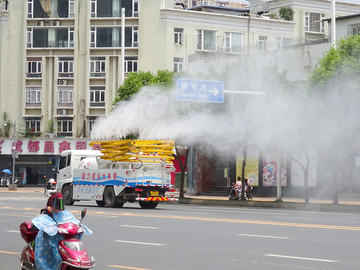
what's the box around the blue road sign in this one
[176,78,224,103]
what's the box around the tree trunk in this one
[240,146,247,201]
[304,166,309,204]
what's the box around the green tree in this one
[311,35,360,85]
[1,112,12,137]
[279,7,294,21]
[115,70,174,103]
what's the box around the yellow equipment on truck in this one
[56,140,178,209]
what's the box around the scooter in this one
[19,208,95,270]
[229,185,253,200]
[229,185,238,200]
[0,177,10,187]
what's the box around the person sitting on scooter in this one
[234,177,242,199]
[244,178,253,200]
[31,192,91,270]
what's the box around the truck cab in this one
[56,150,102,204]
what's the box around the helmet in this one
[46,192,65,213]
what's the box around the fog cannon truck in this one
[56,140,178,209]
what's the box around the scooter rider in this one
[31,192,92,270]
[233,177,242,199]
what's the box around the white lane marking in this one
[265,254,338,263]
[6,230,20,233]
[114,240,164,246]
[238,233,288,239]
[121,225,158,230]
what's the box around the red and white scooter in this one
[19,208,95,270]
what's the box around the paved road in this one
[1,190,360,269]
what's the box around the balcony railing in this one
[58,73,74,78]
[26,73,42,78]
[57,102,73,108]
[90,102,105,107]
[25,102,41,108]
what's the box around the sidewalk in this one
[1,186,360,212]
[182,194,360,212]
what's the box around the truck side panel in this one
[72,168,171,201]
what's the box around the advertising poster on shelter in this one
[262,152,287,186]
[236,150,259,186]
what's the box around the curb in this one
[179,197,360,213]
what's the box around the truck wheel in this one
[62,185,75,205]
[115,202,124,208]
[139,201,158,209]
[96,200,105,207]
[103,187,116,207]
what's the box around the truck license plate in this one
[150,191,159,197]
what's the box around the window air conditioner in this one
[58,79,67,85]
[36,21,44,26]
[57,109,67,115]
[52,20,60,26]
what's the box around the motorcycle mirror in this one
[81,208,87,222]
[47,208,54,218]
[41,208,55,220]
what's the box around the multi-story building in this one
[0,0,295,140]
[266,0,360,44]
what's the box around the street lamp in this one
[4,121,17,191]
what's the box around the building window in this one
[305,12,325,33]
[349,24,360,37]
[174,28,184,44]
[224,32,242,53]
[90,0,137,18]
[27,0,33,18]
[25,119,41,133]
[132,26,138,47]
[58,86,73,107]
[124,56,138,73]
[26,87,41,107]
[276,37,292,49]
[27,0,71,19]
[196,29,217,51]
[89,119,95,133]
[174,58,183,73]
[90,86,105,107]
[133,0,139,17]
[90,57,106,77]
[27,27,74,48]
[58,57,74,78]
[88,117,98,135]
[27,57,42,78]
[90,26,137,48]
[57,120,73,133]
[69,0,75,18]
[258,36,267,51]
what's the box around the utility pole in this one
[331,0,336,48]
[9,122,17,191]
[121,7,125,84]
